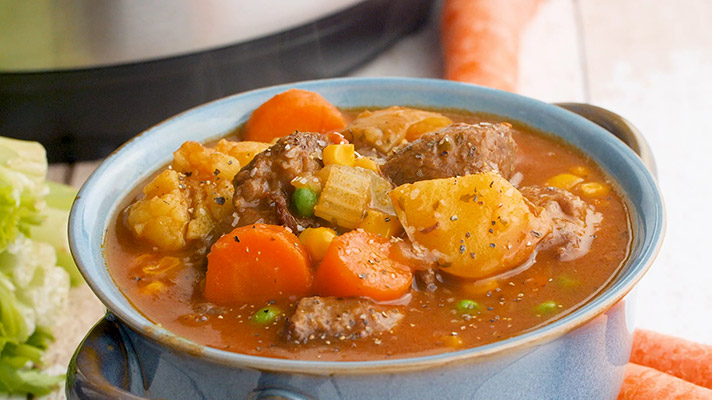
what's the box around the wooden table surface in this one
[46,0,711,397]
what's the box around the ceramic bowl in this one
[67,77,665,400]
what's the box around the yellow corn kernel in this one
[290,173,322,193]
[141,256,180,276]
[357,210,403,238]
[545,173,584,190]
[354,157,379,172]
[461,279,499,297]
[299,227,337,261]
[578,182,610,197]
[441,334,464,348]
[323,144,355,167]
[569,165,591,177]
[139,281,166,297]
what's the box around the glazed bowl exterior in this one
[68,77,665,399]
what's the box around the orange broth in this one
[105,110,631,361]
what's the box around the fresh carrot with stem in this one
[630,329,712,390]
[617,363,712,399]
[244,88,346,143]
[205,224,312,305]
[441,0,542,91]
[313,229,413,302]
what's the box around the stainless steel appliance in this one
[0,0,433,161]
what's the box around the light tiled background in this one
[48,0,711,396]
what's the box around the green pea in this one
[455,299,479,313]
[535,300,560,316]
[292,187,318,217]
[556,275,580,288]
[251,305,281,324]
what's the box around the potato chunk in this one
[126,170,190,251]
[342,106,452,154]
[213,140,269,167]
[126,140,261,251]
[172,139,242,180]
[390,172,545,279]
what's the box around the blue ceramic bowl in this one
[67,78,665,400]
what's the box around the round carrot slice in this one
[205,224,312,305]
[313,229,412,301]
[244,88,346,142]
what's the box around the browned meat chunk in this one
[286,296,404,342]
[521,186,603,261]
[382,122,517,186]
[231,132,334,232]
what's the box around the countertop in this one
[46,0,711,389]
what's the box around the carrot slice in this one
[441,0,541,91]
[617,363,712,399]
[630,329,712,390]
[205,224,312,305]
[313,229,412,301]
[244,88,346,143]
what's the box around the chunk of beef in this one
[382,122,517,186]
[231,132,333,232]
[520,186,603,261]
[286,296,404,342]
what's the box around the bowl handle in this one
[66,315,313,400]
[554,103,657,176]
[66,314,148,400]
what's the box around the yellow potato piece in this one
[390,172,540,279]
[213,139,269,167]
[342,106,452,154]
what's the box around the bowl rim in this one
[69,77,666,375]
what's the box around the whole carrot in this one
[441,0,541,91]
[617,363,712,400]
[630,329,712,390]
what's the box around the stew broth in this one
[105,110,630,361]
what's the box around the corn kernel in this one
[545,173,584,190]
[461,279,499,297]
[357,210,403,238]
[139,281,166,297]
[323,144,355,166]
[299,227,337,261]
[569,165,591,177]
[441,334,464,348]
[290,173,322,193]
[578,182,610,197]
[141,256,180,276]
[354,157,379,172]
